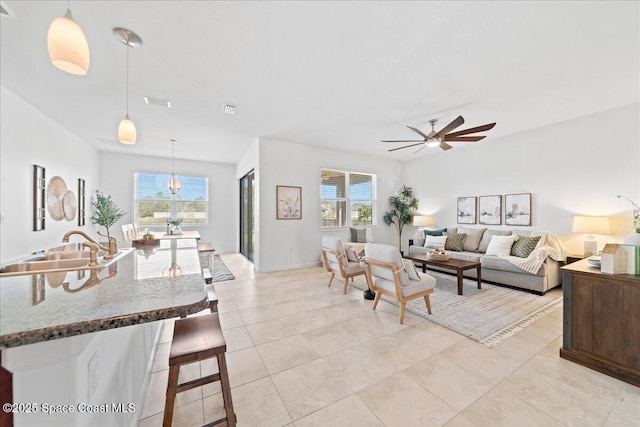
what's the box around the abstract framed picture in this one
[457,196,477,224]
[505,193,532,226]
[276,185,302,219]
[479,195,502,225]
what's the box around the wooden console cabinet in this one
[560,260,640,387]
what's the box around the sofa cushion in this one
[478,229,513,253]
[424,228,447,236]
[485,235,518,257]
[424,235,447,249]
[510,235,541,258]
[350,227,367,243]
[481,255,546,277]
[445,233,466,251]
[457,227,487,252]
[448,251,483,263]
[373,274,435,297]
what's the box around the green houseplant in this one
[383,185,419,251]
[90,191,126,237]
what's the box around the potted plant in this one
[90,191,126,237]
[168,217,183,235]
[383,185,419,252]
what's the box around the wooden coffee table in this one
[403,254,481,295]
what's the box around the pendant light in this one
[113,27,142,145]
[47,6,90,75]
[168,139,182,195]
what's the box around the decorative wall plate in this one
[63,190,77,221]
[47,176,67,221]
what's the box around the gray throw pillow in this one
[350,227,367,243]
[457,227,487,252]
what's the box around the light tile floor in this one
[139,254,640,426]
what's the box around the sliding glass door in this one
[239,170,255,261]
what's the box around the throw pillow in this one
[424,235,447,249]
[343,245,360,262]
[478,229,513,253]
[445,233,466,251]
[485,235,518,257]
[457,227,487,252]
[510,236,541,258]
[402,259,420,281]
[350,227,367,243]
[424,228,447,237]
[413,236,426,247]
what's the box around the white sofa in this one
[408,226,563,295]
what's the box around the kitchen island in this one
[0,238,209,426]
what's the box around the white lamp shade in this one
[118,115,136,145]
[572,216,610,235]
[47,9,90,76]
[413,215,433,227]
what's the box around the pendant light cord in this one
[126,45,129,115]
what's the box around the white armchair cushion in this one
[322,235,348,268]
[365,243,408,286]
[373,274,436,297]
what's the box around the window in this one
[134,173,208,226]
[320,168,376,227]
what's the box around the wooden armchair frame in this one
[320,246,366,294]
[364,257,433,324]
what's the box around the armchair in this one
[364,243,436,324]
[320,236,367,294]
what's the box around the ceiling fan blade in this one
[413,145,427,155]
[434,115,464,139]
[388,142,425,152]
[406,126,429,140]
[444,135,486,142]
[445,122,496,138]
[381,139,425,143]
[439,142,453,151]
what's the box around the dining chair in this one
[320,235,367,294]
[121,224,134,241]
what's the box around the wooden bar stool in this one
[198,242,216,269]
[163,313,236,427]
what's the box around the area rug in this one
[351,271,562,347]
[211,255,235,282]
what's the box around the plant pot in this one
[364,289,376,300]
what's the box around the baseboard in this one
[255,260,322,273]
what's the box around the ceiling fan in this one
[382,116,496,153]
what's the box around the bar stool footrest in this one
[175,373,220,394]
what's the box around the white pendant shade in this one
[118,115,137,145]
[47,9,90,76]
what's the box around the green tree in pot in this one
[383,185,419,253]
[90,191,126,237]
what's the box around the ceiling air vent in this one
[144,96,172,108]
[0,2,17,18]
[222,104,237,115]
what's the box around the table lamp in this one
[572,216,610,257]
[413,215,433,228]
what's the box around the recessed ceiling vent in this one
[93,137,120,146]
[222,104,237,115]
[0,2,17,18]
[144,96,172,108]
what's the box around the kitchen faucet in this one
[62,230,118,259]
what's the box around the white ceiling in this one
[1,1,638,164]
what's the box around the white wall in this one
[98,152,237,254]
[0,86,101,261]
[402,104,640,255]
[255,138,403,272]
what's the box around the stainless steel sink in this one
[0,249,131,277]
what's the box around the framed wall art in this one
[479,195,502,225]
[276,185,302,219]
[457,196,477,224]
[505,193,532,226]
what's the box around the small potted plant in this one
[90,191,126,237]
[168,217,183,235]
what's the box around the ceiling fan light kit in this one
[47,8,90,75]
[383,116,496,154]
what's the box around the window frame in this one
[320,168,376,228]
[133,172,209,227]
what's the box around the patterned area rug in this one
[351,271,562,347]
[211,255,235,282]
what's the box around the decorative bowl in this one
[427,252,450,261]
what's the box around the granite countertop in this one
[0,239,209,348]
